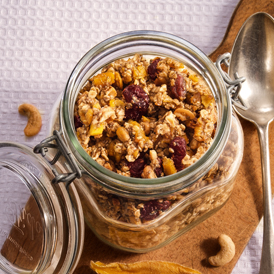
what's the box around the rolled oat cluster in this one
[74,54,217,178]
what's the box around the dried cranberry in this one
[172,155,184,171]
[123,84,149,108]
[169,137,187,157]
[169,74,186,100]
[124,108,142,121]
[140,200,171,221]
[123,84,149,121]
[147,58,161,80]
[169,137,186,171]
[74,115,83,129]
[129,158,146,178]
[154,158,163,177]
[154,167,162,177]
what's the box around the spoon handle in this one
[257,124,274,274]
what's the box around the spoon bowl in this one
[230,12,274,125]
[229,12,274,274]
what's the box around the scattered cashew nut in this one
[208,234,235,266]
[18,103,42,137]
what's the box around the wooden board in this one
[74,1,274,273]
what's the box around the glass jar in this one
[0,142,85,273]
[56,31,244,253]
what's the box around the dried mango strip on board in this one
[90,261,202,274]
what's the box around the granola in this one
[72,54,242,251]
[74,54,217,177]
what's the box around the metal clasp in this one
[33,130,84,186]
[215,53,247,110]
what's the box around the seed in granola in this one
[114,71,123,90]
[123,84,149,121]
[128,157,146,178]
[147,57,161,80]
[140,200,171,221]
[169,73,186,100]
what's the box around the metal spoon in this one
[229,12,274,274]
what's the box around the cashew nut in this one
[141,165,157,179]
[174,108,195,121]
[208,234,235,266]
[18,103,42,137]
[116,126,130,142]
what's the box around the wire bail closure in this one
[215,53,247,110]
[33,130,84,186]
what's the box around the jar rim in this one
[61,30,232,194]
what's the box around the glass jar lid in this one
[0,142,84,274]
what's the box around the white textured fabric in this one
[0,1,271,273]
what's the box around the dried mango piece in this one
[108,141,122,163]
[90,123,105,136]
[201,95,214,108]
[133,149,139,159]
[114,151,122,163]
[85,109,93,125]
[141,116,150,135]
[109,99,125,108]
[108,141,115,157]
[133,65,147,80]
[189,74,199,82]
[121,67,132,83]
[128,120,149,142]
[93,102,101,109]
[93,71,115,87]
[128,120,140,128]
[162,157,177,176]
[114,71,123,90]
[141,116,150,123]
[90,260,201,274]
